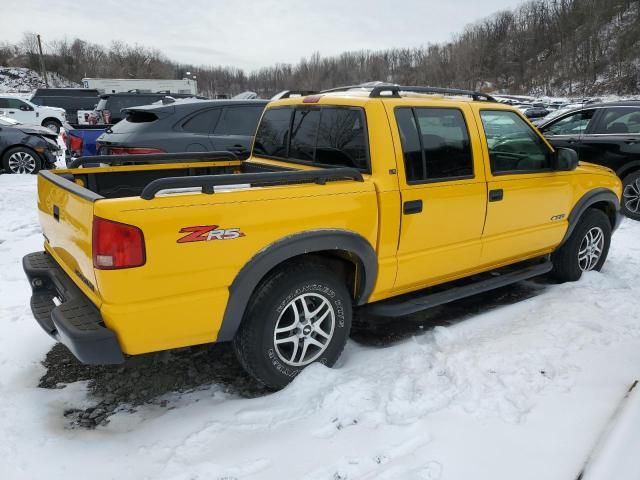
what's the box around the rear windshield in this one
[110,111,159,133]
[253,106,369,171]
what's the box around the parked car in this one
[538,101,640,219]
[0,115,60,173]
[63,123,107,160]
[30,88,99,126]
[23,85,622,390]
[89,92,205,125]
[96,99,268,158]
[0,95,66,133]
[520,103,550,119]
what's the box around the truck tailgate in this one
[37,171,100,305]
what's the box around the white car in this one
[0,96,66,132]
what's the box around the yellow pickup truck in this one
[23,85,622,389]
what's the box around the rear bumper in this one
[22,251,124,364]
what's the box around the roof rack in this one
[271,90,319,100]
[321,84,496,102]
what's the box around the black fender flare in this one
[559,188,621,247]
[617,161,640,180]
[216,229,378,342]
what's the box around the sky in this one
[3,0,526,71]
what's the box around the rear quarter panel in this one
[93,180,378,354]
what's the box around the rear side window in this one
[480,110,551,174]
[253,107,293,158]
[593,107,640,134]
[181,108,221,133]
[214,106,264,136]
[395,107,473,182]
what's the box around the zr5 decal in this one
[177,225,245,243]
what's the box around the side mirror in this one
[554,147,579,171]
[19,105,33,111]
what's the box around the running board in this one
[363,261,553,318]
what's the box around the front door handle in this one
[489,189,504,202]
[403,200,423,215]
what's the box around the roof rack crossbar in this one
[68,151,239,168]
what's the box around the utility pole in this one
[36,34,49,88]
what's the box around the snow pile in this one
[0,175,639,479]
[0,67,78,93]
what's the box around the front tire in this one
[622,171,640,221]
[551,209,611,282]
[233,260,352,390]
[42,119,61,133]
[2,147,42,174]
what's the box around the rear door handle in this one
[489,189,504,202]
[403,200,423,215]
[53,205,60,222]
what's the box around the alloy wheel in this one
[623,178,640,214]
[7,151,37,174]
[578,226,604,272]
[273,292,336,367]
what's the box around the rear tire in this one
[233,261,352,390]
[2,147,42,174]
[622,171,640,221]
[551,209,611,282]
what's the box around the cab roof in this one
[269,85,499,108]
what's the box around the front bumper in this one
[22,251,124,364]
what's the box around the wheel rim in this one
[273,292,336,367]
[7,151,37,174]
[623,178,640,214]
[578,226,604,272]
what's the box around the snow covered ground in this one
[1,174,639,480]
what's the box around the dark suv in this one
[538,101,640,220]
[96,99,267,158]
[89,92,204,125]
[30,88,99,123]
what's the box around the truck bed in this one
[53,152,363,199]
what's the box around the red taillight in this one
[107,147,165,155]
[69,134,83,155]
[92,217,146,270]
[103,110,112,124]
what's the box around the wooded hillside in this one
[1,0,638,97]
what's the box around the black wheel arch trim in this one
[560,188,621,247]
[217,229,378,342]
[617,161,640,180]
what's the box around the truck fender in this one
[217,229,378,342]
[559,188,621,247]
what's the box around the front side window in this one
[395,107,473,182]
[593,107,640,135]
[215,106,264,136]
[480,110,551,174]
[543,109,595,136]
[253,106,369,170]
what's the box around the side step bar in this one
[363,261,553,318]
